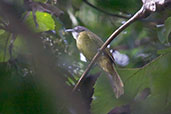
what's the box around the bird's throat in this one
[72,32,79,40]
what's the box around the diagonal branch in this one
[72,0,171,92]
[83,0,130,19]
[72,6,144,92]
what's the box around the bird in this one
[65,26,124,98]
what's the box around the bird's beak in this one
[65,29,74,32]
[65,28,78,40]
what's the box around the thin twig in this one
[72,6,145,92]
[83,0,130,19]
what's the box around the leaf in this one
[95,0,140,13]
[0,29,5,35]
[33,0,48,3]
[157,47,171,54]
[0,32,9,62]
[91,69,139,114]
[91,52,171,114]
[0,33,28,62]
[165,17,171,42]
[0,63,58,114]
[157,26,166,43]
[25,11,55,32]
[157,16,171,43]
[72,0,82,9]
[107,88,151,114]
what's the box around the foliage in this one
[0,0,170,114]
[25,11,55,32]
[92,48,171,114]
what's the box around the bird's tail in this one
[108,67,124,98]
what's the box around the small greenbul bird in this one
[66,26,124,98]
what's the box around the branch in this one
[72,0,171,92]
[73,7,143,92]
[83,0,130,19]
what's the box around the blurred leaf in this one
[91,69,138,114]
[33,0,48,3]
[157,26,167,43]
[77,4,114,39]
[157,47,171,54]
[72,0,82,9]
[13,36,29,55]
[157,17,171,43]
[91,52,171,114]
[165,17,171,42]
[107,88,150,114]
[0,32,10,62]
[0,63,57,114]
[95,0,141,13]
[0,33,28,62]
[25,11,55,32]
[0,29,5,35]
[55,19,63,32]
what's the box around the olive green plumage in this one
[66,26,124,98]
[77,31,103,60]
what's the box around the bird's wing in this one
[87,31,115,63]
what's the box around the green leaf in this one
[157,17,171,43]
[72,0,82,9]
[0,32,10,62]
[157,26,166,43]
[0,33,28,62]
[25,11,55,32]
[165,17,171,42]
[157,47,171,54]
[0,63,57,114]
[55,19,63,32]
[0,29,5,35]
[91,53,171,114]
[33,0,48,3]
[95,0,141,13]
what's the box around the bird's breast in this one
[76,32,98,61]
[76,31,114,74]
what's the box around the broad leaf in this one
[91,52,171,114]
[25,11,55,32]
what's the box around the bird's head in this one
[65,26,88,40]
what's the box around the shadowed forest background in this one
[0,0,171,114]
